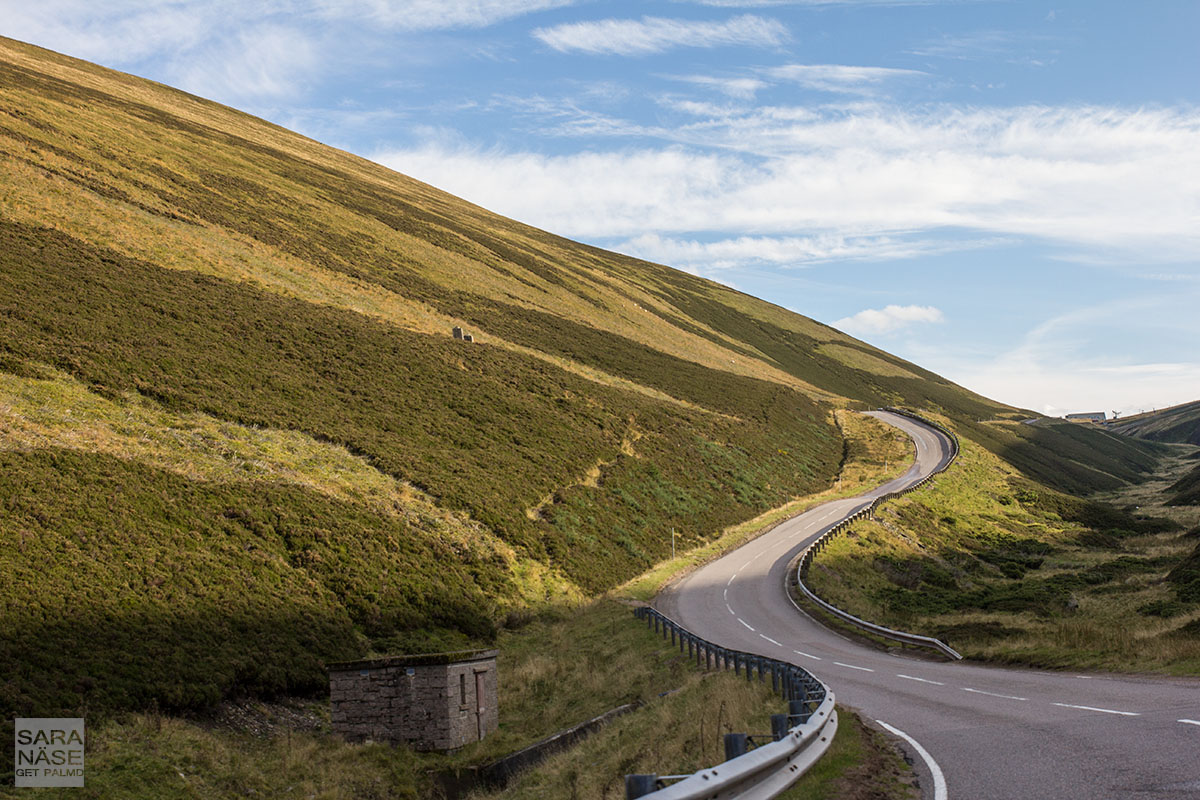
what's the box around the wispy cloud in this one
[532,14,789,56]
[763,64,926,94]
[834,305,944,336]
[685,1,947,6]
[175,25,319,101]
[1,1,578,76]
[667,74,769,99]
[930,299,1200,417]
[312,0,579,31]
[910,30,1058,66]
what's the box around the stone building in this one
[328,649,499,752]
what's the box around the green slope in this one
[0,34,1172,727]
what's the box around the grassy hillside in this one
[0,30,1177,738]
[1110,400,1200,446]
[1166,462,1200,506]
[805,421,1198,672]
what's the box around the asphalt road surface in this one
[656,411,1200,800]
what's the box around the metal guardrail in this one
[793,408,963,660]
[627,607,838,799]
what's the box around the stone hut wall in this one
[329,649,498,752]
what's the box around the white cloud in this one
[531,14,789,56]
[833,305,944,336]
[763,64,926,93]
[376,103,1200,266]
[616,232,996,269]
[958,360,1200,420]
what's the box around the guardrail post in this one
[771,663,779,693]
[724,733,748,760]
[771,713,789,741]
[670,624,676,648]
[789,698,810,725]
[625,774,658,799]
[746,657,754,682]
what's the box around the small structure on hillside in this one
[1065,412,1107,423]
[452,326,464,340]
[328,649,498,752]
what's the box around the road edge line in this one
[876,719,947,800]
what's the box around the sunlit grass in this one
[807,423,1199,672]
[618,411,914,602]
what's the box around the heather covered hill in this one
[0,35,1167,722]
[1110,400,1200,447]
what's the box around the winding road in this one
[656,411,1200,800]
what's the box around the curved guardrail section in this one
[628,607,838,799]
[793,408,963,660]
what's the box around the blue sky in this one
[6,1,1199,417]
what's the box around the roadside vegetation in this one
[805,419,1200,672]
[0,600,916,800]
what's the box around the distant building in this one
[1065,412,1107,423]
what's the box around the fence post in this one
[771,714,790,741]
[724,733,748,760]
[626,774,659,799]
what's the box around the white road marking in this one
[723,588,728,601]
[897,674,945,686]
[725,603,734,615]
[793,650,822,661]
[835,661,874,672]
[876,720,947,800]
[760,634,782,646]
[727,573,737,585]
[1053,702,1139,716]
[963,688,1026,701]
[738,618,755,632]
[1178,719,1200,727]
